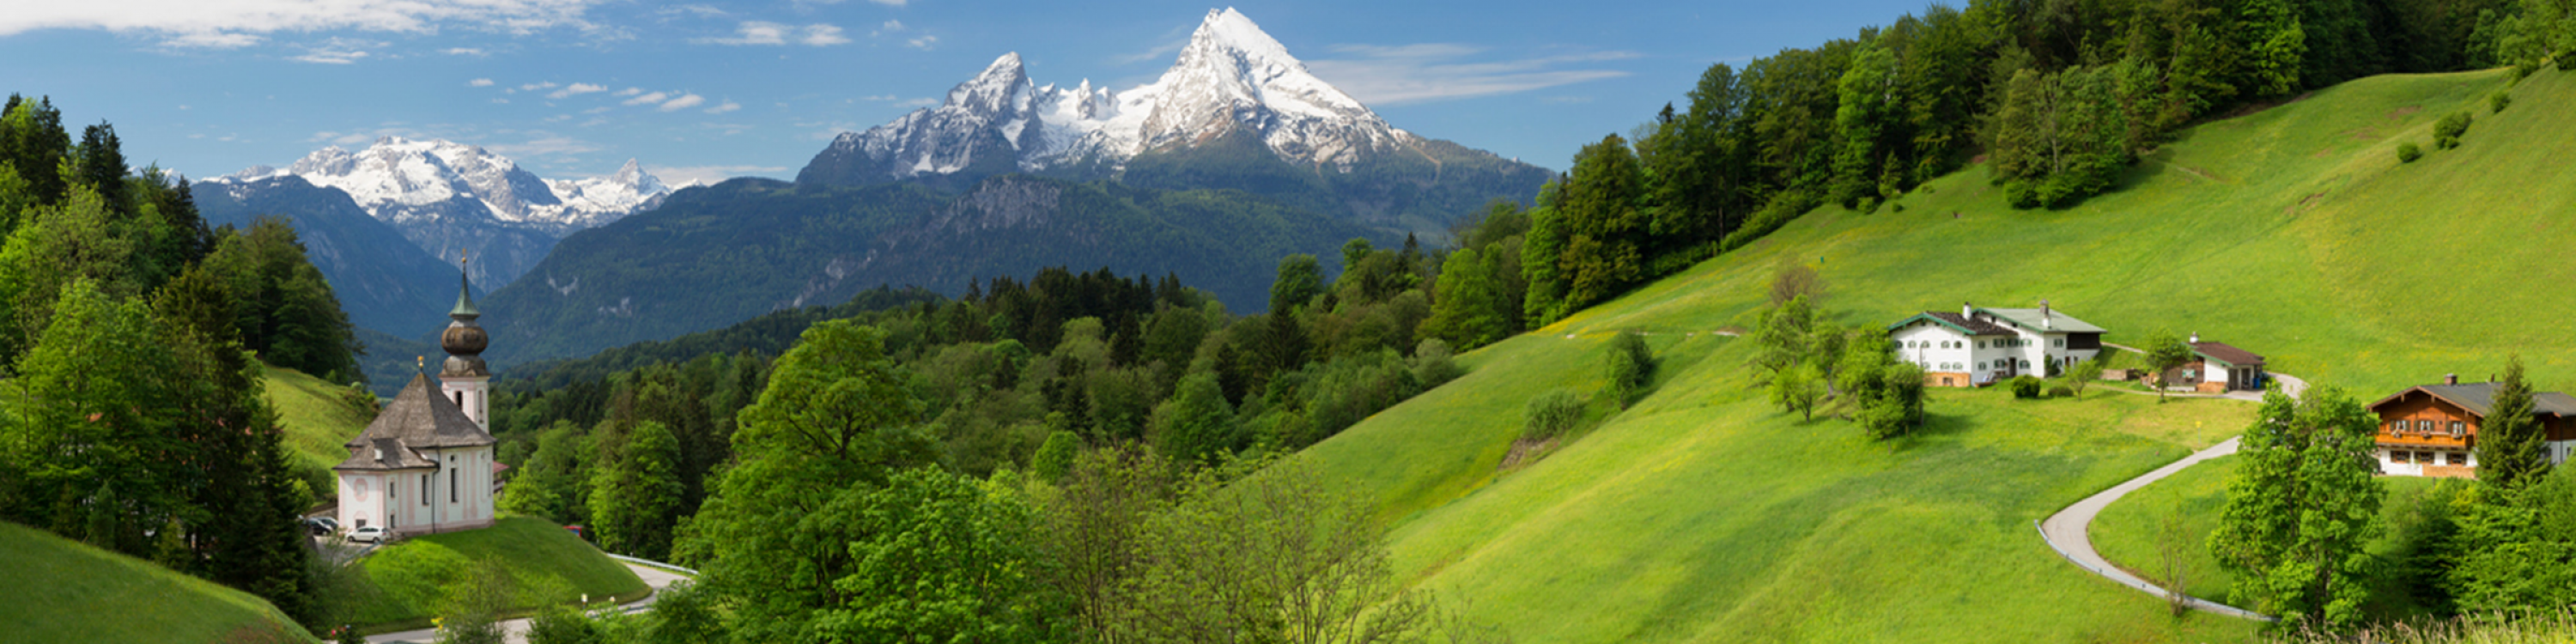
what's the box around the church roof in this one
[333,373,493,471]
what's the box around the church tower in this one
[440,251,491,430]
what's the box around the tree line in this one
[1522,0,2576,325]
[0,94,368,631]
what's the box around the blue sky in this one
[0,0,1936,185]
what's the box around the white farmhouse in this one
[1883,301,2107,387]
[332,260,498,537]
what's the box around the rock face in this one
[217,137,677,288]
[799,8,1409,186]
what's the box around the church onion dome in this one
[440,251,490,377]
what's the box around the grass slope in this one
[1308,67,2576,642]
[0,521,319,643]
[264,362,373,471]
[343,516,647,629]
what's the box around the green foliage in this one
[2046,384,2075,398]
[1408,337,1464,389]
[1522,388,1586,440]
[498,422,589,524]
[2212,385,2385,629]
[1122,457,1430,643]
[1030,430,1078,484]
[2065,358,2104,398]
[433,558,513,644]
[2447,465,2576,613]
[1604,331,1653,409]
[810,469,1054,644]
[2491,91,2513,112]
[2476,356,2549,491]
[0,521,318,644]
[1552,135,1649,312]
[1269,253,1326,316]
[587,421,685,561]
[1151,373,1238,467]
[1767,361,1826,422]
[2435,111,2475,149]
[2142,331,2195,403]
[2011,375,2044,398]
[2399,142,2425,163]
[346,517,646,629]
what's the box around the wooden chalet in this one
[2367,374,2576,478]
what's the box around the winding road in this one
[2031,367,2307,622]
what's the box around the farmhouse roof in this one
[2190,342,2265,368]
[1886,312,2014,336]
[1978,307,2106,334]
[332,374,493,471]
[2367,381,2576,419]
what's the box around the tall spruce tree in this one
[2478,355,2549,490]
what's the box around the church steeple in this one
[439,250,492,429]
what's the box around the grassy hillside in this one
[263,363,373,471]
[0,521,319,643]
[1306,67,2576,642]
[343,516,647,630]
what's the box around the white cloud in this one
[468,78,495,87]
[659,4,727,17]
[696,21,847,46]
[487,135,603,160]
[623,91,669,106]
[1114,39,1185,65]
[519,82,559,91]
[800,24,848,46]
[1,0,603,42]
[442,47,486,56]
[646,164,786,185]
[613,87,641,96]
[870,20,902,36]
[703,100,741,114]
[906,35,937,51]
[292,44,371,64]
[1303,45,1636,105]
[491,98,510,104]
[162,32,261,48]
[548,82,608,99]
[659,94,705,112]
[868,0,906,5]
[862,94,936,107]
[582,106,612,114]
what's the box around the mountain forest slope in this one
[1306,66,2574,642]
[0,521,319,643]
[477,175,1376,367]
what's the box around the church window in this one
[421,475,429,506]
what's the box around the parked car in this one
[302,517,338,536]
[348,526,388,544]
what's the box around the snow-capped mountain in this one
[800,8,1412,185]
[220,137,677,288]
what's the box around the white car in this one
[347,526,388,544]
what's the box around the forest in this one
[0,94,367,629]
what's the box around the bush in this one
[1409,338,1464,389]
[2434,111,2472,149]
[2491,91,2512,113]
[2011,375,2044,399]
[2397,142,2422,163]
[1522,388,1585,440]
[1604,331,1654,409]
[2047,385,2075,398]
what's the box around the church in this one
[332,258,499,537]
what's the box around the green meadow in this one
[341,515,648,631]
[1308,66,2576,642]
[263,363,375,471]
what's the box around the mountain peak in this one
[1188,8,1295,64]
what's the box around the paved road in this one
[2036,437,2272,621]
[367,562,692,644]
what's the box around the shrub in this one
[2397,142,2422,163]
[2047,385,2075,398]
[2011,375,2044,399]
[1409,338,1464,389]
[2434,111,2472,149]
[1604,331,1654,409]
[2491,91,2512,113]
[1522,388,1585,440]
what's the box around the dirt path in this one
[2036,437,2273,621]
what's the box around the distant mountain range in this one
[205,8,1547,370]
[213,137,680,290]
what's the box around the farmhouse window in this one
[2448,453,2465,465]
[1977,341,1986,349]
[2053,338,2064,348]
[2450,422,2464,436]
[2416,420,2433,434]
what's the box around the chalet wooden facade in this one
[2366,375,2576,478]
[1885,301,2106,387]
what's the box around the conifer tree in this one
[2478,355,2549,490]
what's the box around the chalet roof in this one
[332,373,492,471]
[2191,342,2265,367]
[1886,312,2014,336]
[1978,307,2106,334]
[2367,381,2576,420]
